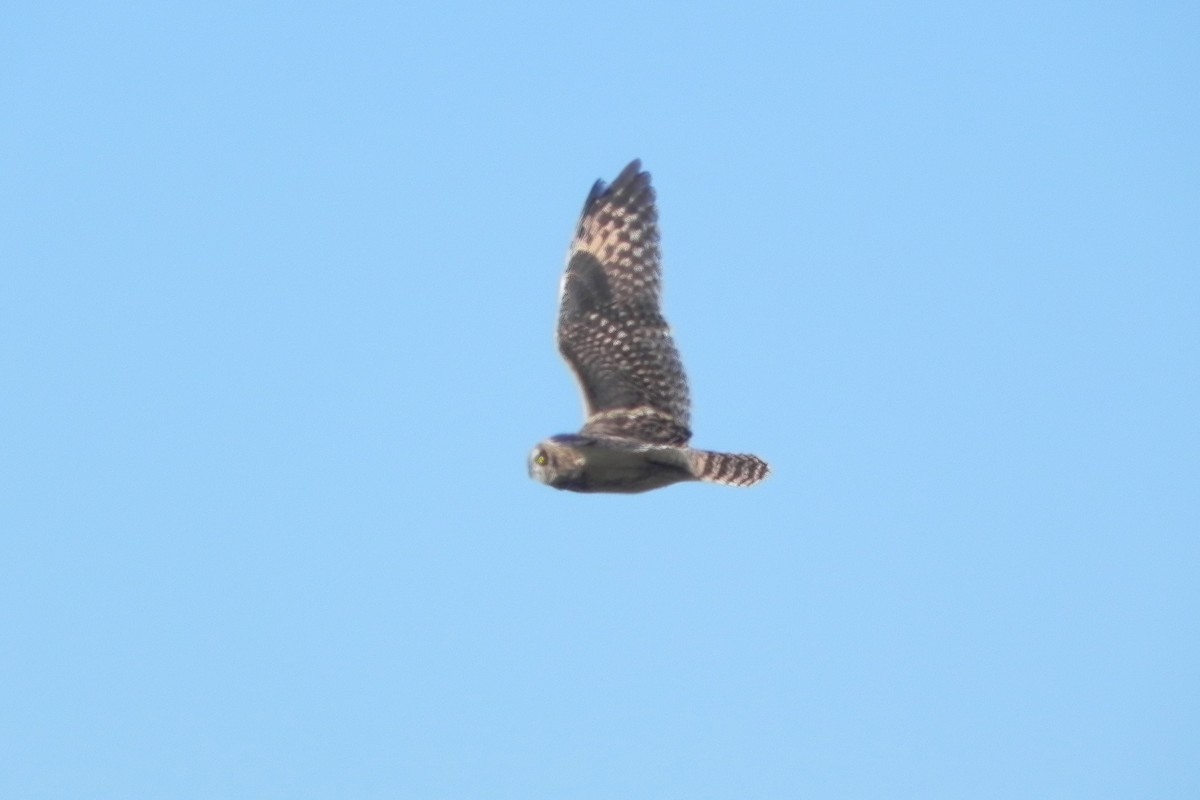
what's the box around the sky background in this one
[3,2,1198,798]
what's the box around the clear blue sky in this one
[3,3,1197,798]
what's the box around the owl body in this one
[529,160,770,494]
[530,434,694,494]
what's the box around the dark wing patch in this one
[556,160,692,443]
[558,251,612,319]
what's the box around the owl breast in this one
[569,439,694,494]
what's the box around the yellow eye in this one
[535,452,547,466]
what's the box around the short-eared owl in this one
[529,160,770,493]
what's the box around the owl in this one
[529,160,770,493]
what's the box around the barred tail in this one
[689,450,771,487]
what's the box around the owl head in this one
[528,437,587,489]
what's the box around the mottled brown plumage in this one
[529,160,769,493]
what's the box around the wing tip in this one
[581,158,649,215]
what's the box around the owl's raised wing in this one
[556,160,692,446]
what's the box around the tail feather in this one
[690,450,771,487]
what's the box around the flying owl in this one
[528,160,770,493]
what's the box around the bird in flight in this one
[528,160,770,493]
